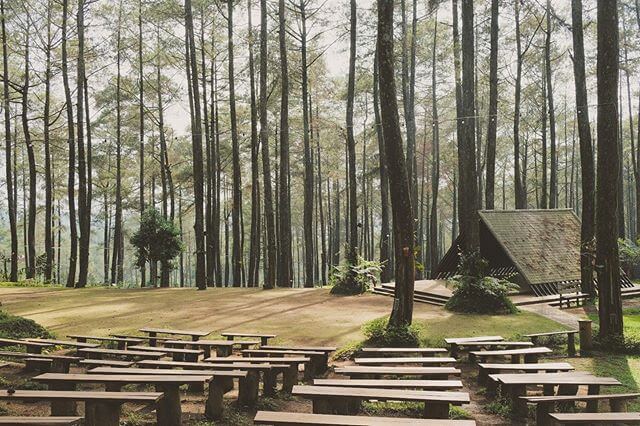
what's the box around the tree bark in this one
[277,0,292,287]
[484,0,498,209]
[429,14,440,277]
[377,0,415,326]
[138,0,146,287]
[545,0,557,209]
[596,0,623,338]
[43,2,53,282]
[571,0,595,296]
[185,0,207,290]
[76,0,89,287]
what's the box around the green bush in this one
[445,251,518,314]
[0,310,52,340]
[362,316,421,347]
[329,257,382,295]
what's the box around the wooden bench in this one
[67,335,143,350]
[444,336,504,357]
[334,366,461,380]
[0,338,52,354]
[87,366,256,405]
[525,331,579,357]
[549,412,640,424]
[137,359,287,396]
[221,331,277,346]
[205,356,309,392]
[243,349,327,377]
[77,347,166,360]
[469,346,553,363]
[490,372,621,417]
[478,362,574,387]
[293,385,470,418]
[359,347,448,356]
[111,333,172,345]
[139,327,211,346]
[128,344,203,362]
[79,359,134,368]
[354,357,457,367]
[164,339,235,357]
[34,372,224,424]
[0,389,162,426]
[0,417,83,425]
[25,338,100,349]
[0,351,80,373]
[314,379,463,390]
[522,393,640,426]
[254,411,477,425]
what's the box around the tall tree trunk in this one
[484,0,498,209]
[346,0,358,275]
[301,0,314,288]
[62,0,77,287]
[185,0,206,290]
[277,0,292,287]
[1,0,17,282]
[545,0,557,209]
[458,0,478,249]
[138,0,146,286]
[429,14,440,276]
[378,0,415,326]
[259,0,275,289]
[571,0,595,297]
[596,0,623,338]
[77,0,89,287]
[451,0,463,186]
[513,0,526,209]
[373,51,391,283]
[541,62,548,209]
[227,0,243,287]
[43,2,53,282]
[111,2,124,285]
[247,0,261,287]
[21,24,36,279]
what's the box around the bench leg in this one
[149,332,157,347]
[477,366,487,385]
[449,343,458,358]
[50,359,70,374]
[24,358,51,372]
[263,370,278,396]
[510,384,528,418]
[50,382,77,416]
[567,334,576,357]
[239,371,259,406]
[556,384,579,412]
[424,402,449,419]
[282,364,298,393]
[610,399,627,412]
[486,376,498,396]
[536,401,554,426]
[511,354,521,364]
[543,384,555,396]
[156,384,181,426]
[117,341,126,350]
[525,354,540,363]
[312,397,359,415]
[312,397,332,414]
[205,378,225,420]
[586,384,600,412]
[216,346,232,357]
[221,376,234,393]
[86,401,121,426]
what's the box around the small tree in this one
[131,208,183,287]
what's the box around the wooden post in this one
[148,331,157,347]
[282,364,298,393]
[567,332,576,357]
[586,384,600,412]
[579,319,593,355]
[238,371,259,406]
[87,401,121,426]
[205,378,224,420]
[263,370,278,396]
[155,383,181,426]
[424,402,449,419]
[216,346,232,357]
[535,401,554,426]
[50,381,78,416]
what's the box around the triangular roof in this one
[478,209,582,285]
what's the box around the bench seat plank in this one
[525,330,578,338]
[549,412,640,424]
[478,362,573,372]
[444,336,503,344]
[68,335,143,344]
[293,385,470,404]
[79,359,134,367]
[26,338,100,349]
[359,347,447,354]
[492,372,620,386]
[78,348,166,358]
[455,341,534,348]
[0,389,163,403]
[139,327,210,338]
[88,367,247,378]
[0,351,79,361]
[335,366,460,378]
[261,345,337,353]
[34,372,214,385]
[128,345,203,355]
[470,347,552,357]
[354,357,457,365]
[221,332,276,339]
[205,356,309,364]
[243,349,324,356]
[137,359,282,370]
[0,417,83,425]
[254,411,477,425]
[522,392,640,403]
[314,379,463,390]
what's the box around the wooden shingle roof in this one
[478,209,582,286]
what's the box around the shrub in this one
[362,316,421,347]
[130,208,183,287]
[0,310,52,340]
[329,257,382,295]
[445,251,519,314]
